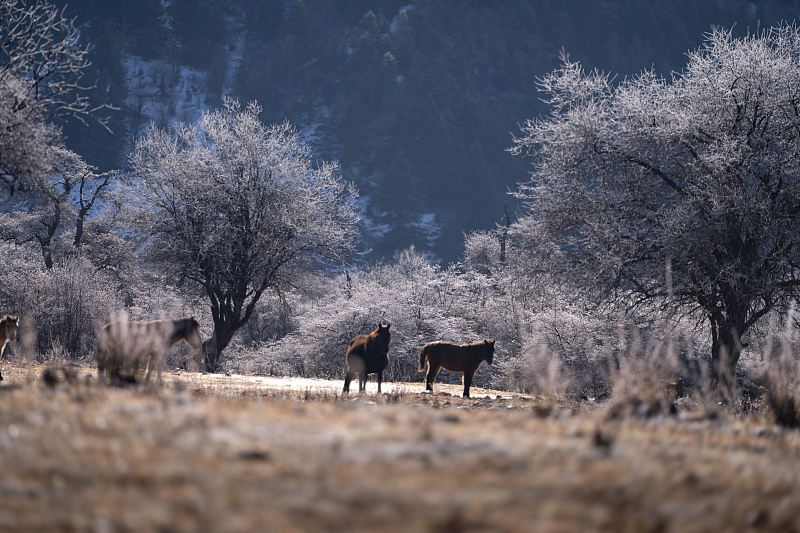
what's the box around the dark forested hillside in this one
[51,0,799,263]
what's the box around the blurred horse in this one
[343,323,391,393]
[419,339,495,397]
[96,317,202,384]
[0,315,18,381]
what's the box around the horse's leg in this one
[343,369,354,393]
[144,352,154,382]
[377,370,382,394]
[0,340,5,381]
[95,337,107,382]
[358,372,366,392]
[103,347,117,384]
[106,348,120,385]
[426,364,441,391]
[463,367,475,398]
[155,352,165,384]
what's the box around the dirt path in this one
[0,364,799,532]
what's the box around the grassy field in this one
[1,364,799,532]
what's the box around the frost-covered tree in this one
[0,0,112,195]
[130,98,360,371]
[0,147,116,269]
[511,25,800,390]
[463,230,502,275]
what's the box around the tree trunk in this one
[41,240,53,270]
[203,321,240,372]
[709,312,746,400]
[73,210,85,247]
[38,199,62,270]
[203,278,268,373]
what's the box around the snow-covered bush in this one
[235,245,524,390]
[0,244,123,360]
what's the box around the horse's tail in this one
[419,345,429,372]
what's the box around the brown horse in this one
[419,339,495,397]
[96,317,202,384]
[0,315,18,381]
[343,322,391,393]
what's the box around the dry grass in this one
[1,364,799,532]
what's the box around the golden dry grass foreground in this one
[1,364,800,533]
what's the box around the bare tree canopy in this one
[0,147,117,269]
[130,97,360,371]
[511,25,800,388]
[0,0,112,195]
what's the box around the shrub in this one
[0,244,123,361]
[234,246,524,389]
[745,310,800,426]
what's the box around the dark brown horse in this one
[96,317,202,384]
[0,315,18,381]
[419,339,495,397]
[343,322,391,393]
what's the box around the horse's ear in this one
[386,323,391,329]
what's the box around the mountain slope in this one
[53,0,800,263]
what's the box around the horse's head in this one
[2,315,18,341]
[483,339,495,365]
[185,317,202,349]
[375,322,391,352]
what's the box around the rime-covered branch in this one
[129,97,360,371]
[0,0,114,196]
[511,25,800,390]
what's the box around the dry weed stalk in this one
[605,328,715,418]
[754,310,800,428]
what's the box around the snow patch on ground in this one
[409,213,442,248]
[298,99,332,149]
[358,195,393,239]
[125,55,211,134]
[124,8,245,137]
[241,374,408,394]
[390,4,415,33]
